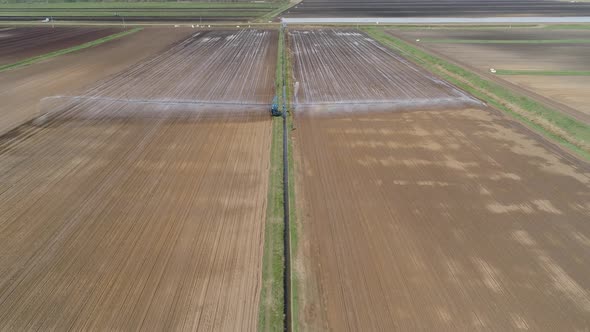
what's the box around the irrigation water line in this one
[281,25,292,332]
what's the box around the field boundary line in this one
[283,26,300,332]
[364,27,590,161]
[0,27,141,73]
[258,0,301,22]
[281,25,294,332]
[259,28,286,332]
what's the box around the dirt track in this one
[0,27,191,136]
[0,26,119,65]
[291,28,590,331]
[0,30,276,330]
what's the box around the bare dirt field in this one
[290,28,590,331]
[505,75,590,116]
[0,26,119,66]
[294,108,590,331]
[398,28,590,42]
[394,28,590,119]
[396,28,590,72]
[0,29,277,330]
[289,29,477,111]
[0,27,191,136]
[285,0,590,17]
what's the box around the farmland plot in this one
[0,29,276,331]
[289,29,478,112]
[0,26,119,65]
[394,28,590,120]
[295,108,590,331]
[0,28,191,136]
[290,29,590,331]
[284,0,590,17]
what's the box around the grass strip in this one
[377,24,543,30]
[291,24,590,31]
[0,11,265,17]
[547,24,590,29]
[0,27,141,72]
[495,69,590,76]
[363,27,590,160]
[283,27,300,332]
[0,2,279,9]
[258,0,299,22]
[420,38,590,44]
[258,116,285,332]
[258,27,285,332]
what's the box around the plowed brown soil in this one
[0,29,277,330]
[291,28,590,331]
[493,75,590,117]
[294,108,590,331]
[289,29,475,110]
[0,26,119,65]
[0,27,191,136]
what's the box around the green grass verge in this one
[547,24,590,29]
[258,116,285,332]
[363,27,590,160]
[0,27,140,72]
[283,27,299,332]
[421,38,590,44]
[258,0,297,22]
[377,24,543,30]
[0,11,267,17]
[0,2,280,19]
[0,2,279,9]
[258,27,285,332]
[495,69,590,76]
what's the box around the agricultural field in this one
[289,29,590,331]
[0,27,190,135]
[394,28,590,122]
[0,1,283,22]
[0,26,119,66]
[0,29,277,330]
[0,17,589,332]
[289,29,477,111]
[285,0,590,17]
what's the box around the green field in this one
[0,2,279,9]
[0,1,284,19]
[0,11,264,17]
